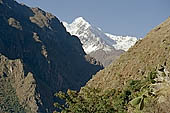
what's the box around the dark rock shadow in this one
[0,0,103,112]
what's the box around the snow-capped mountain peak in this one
[63,17,91,37]
[63,17,138,54]
[72,17,90,26]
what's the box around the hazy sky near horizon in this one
[16,0,169,37]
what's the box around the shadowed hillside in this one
[0,0,102,112]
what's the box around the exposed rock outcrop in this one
[0,0,102,112]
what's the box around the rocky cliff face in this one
[0,54,38,113]
[86,17,170,113]
[0,0,102,112]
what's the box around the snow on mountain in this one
[63,17,138,54]
[105,33,138,51]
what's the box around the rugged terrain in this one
[63,17,138,66]
[55,17,170,113]
[87,17,170,90]
[0,0,102,113]
[85,17,170,112]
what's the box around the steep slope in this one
[87,17,170,90]
[63,17,137,66]
[86,17,170,113]
[0,0,102,113]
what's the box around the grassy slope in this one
[87,17,170,90]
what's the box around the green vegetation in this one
[0,77,26,113]
[54,71,158,113]
[54,88,116,113]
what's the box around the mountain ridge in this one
[87,17,170,90]
[56,18,170,113]
[83,17,170,113]
[63,17,138,53]
[53,17,170,113]
[0,0,102,112]
[63,17,138,66]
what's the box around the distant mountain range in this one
[63,17,138,66]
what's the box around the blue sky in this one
[16,0,170,37]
